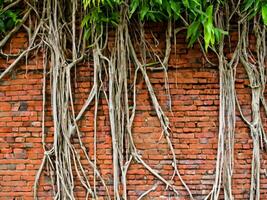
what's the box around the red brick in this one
[0,29,264,200]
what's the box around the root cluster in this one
[0,1,267,199]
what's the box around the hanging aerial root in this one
[3,1,267,199]
[31,0,110,199]
[235,18,267,200]
[128,34,194,199]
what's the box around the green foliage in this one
[262,3,267,25]
[129,0,228,50]
[82,0,121,39]
[242,0,267,24]
[202,6,227,51]
[81,0,229,50]
[186,4,224,50]
[83,0,121,9]
[129,0,181,21]
[0,0,21,36]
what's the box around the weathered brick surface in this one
[0,29,267,199]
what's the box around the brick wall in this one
[0,28,267,199]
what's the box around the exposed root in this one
[1,1,267,200]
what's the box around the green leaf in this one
[84,29,91,40]
[217,28,228,35]
[154,0,162,5]
[210,31,215,46]
[129,0,139,18]
[170,0,180,17]
[83,0,90,9]
[6,10,17,22]
[146,12,157,22]
[214,28,228,41]
[188,31,200,47]
[187,20,200,40]
[203,5,213,51]
[140,5,149,21]
[205,5,213,19]
[187,19,202,47]
[182,0,190,8]
[162,0,172,17]
[192,0,201,6]
[243,0,254,11]
[204,22,212,50]
[81,14,91,27]
[262,3,267,25]
[106,0,113,8]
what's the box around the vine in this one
[0,0,267,199]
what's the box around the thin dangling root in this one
[1,1,267,200]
